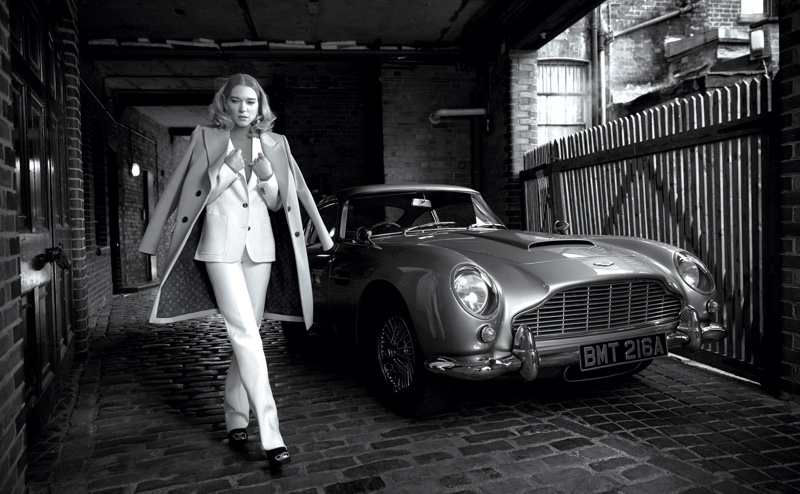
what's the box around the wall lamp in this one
[131,162,141,177]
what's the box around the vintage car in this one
[285,184,727,415]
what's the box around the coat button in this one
[295,232,300,237]
[287,206,292,212]
[243,203,248,208]
[195,190,201,196]
[181,216,188,223]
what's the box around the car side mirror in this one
[355,227,382,250]
[554,220,570,234]
[355,227,371,243]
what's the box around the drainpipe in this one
[609,4,695,40]
[599,32,607,124]
[590,9,600,126]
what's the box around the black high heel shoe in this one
[265,446,291,470]
[228,428,248,449]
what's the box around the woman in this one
[139,74,333,471]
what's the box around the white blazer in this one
[195,138,281,263]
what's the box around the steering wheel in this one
[369,221,401,231]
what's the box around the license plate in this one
[579,333,668,370]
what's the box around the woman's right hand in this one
[224,149,245,172]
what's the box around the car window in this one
[305,202,337,245]
[339,190,505,239]
[343,201,404,240]
[429,202,476,227]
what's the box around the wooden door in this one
[11,36,73,439]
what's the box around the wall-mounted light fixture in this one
[749,29,768,59]
[131,162,141,177]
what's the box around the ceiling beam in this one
[82,45,464,63]
[116,91,213,107]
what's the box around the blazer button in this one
[195,190,201,196]
[294,231,300,237]
[243,203,248,208]
[287,206,292,212]
[248,227,251,231]
[181,216,188,223]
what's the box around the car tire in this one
[280,321,308,350]
[367,305,450,416]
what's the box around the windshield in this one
[338,190,505,240]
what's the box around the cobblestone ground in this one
[25,290,800,493]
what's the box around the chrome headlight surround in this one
[674,251,715,294]
[451,264,500,319]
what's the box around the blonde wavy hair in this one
[208,74,276,135]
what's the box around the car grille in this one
[512,280,683,338]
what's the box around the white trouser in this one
[205,257,284,451]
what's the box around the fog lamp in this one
[706,300,720,313]
[479,324,496,343]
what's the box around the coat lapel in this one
[260,132,289,193]
[205,127,230,183]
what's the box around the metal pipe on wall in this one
[591,8,600,127]
[610,4,694,40]
[429,108,486,125]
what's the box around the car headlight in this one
[674,251,715,294]
[452,265,499,318]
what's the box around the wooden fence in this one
[521,75,775,378]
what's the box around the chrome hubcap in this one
[378,312,415,393]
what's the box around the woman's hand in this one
[224,149,245,172]
[252,152,274,180]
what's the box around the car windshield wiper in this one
[468,223,507,230]
[404,221,456,233]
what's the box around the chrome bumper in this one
[424,306,727,382]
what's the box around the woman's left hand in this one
[252,153,274,180]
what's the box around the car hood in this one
[399,230,663,273]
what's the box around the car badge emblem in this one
[593,260,615,267]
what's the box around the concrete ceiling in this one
[79,0,603,130]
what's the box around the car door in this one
[305,201,337,325]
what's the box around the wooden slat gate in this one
[521,75,778,381]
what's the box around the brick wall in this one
[778,0,800,397]
[477,50,537,229]
[539,17,591,60]
[58,15,87,358]
[606,0,745,101]
[117,110,175,290]
[279,63,382,196]
[381,64,475,187]
[79,62,115,327]
[0,0,24,490]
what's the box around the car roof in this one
[323,183,479,203]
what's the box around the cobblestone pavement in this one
[26,290,800,493]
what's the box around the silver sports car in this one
[286,184,727,415]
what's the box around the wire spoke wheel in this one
[377,311,416,393]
